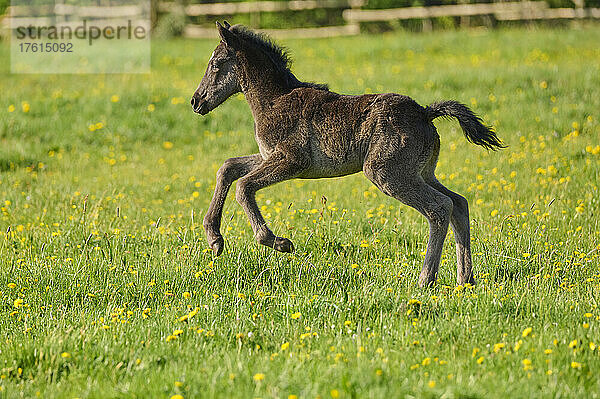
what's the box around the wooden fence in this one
[2,1,600,39]
[159,0,365,15]
[344,1,545,22]
[158,0,365,38]
[344,1,600,23]
[157,0,600,39]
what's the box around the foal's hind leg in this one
[424,178,474,285]
[235,151,306,253]
[364,160,453,287]
[421,142,475,285]
[204,154,263,255]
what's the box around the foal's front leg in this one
[235,152,306,253]
[203,154,263,255]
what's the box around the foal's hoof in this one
[418,275,437,288]
[273,237,294,253]
[458,277,476,286]
[210,236,224,256]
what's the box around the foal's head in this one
[191,22,241,115]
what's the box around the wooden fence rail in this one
[495,6,600,20]
[343,1,600,22]
[184,23,359,38]
[343,1,547,22]
[159,0,365,15]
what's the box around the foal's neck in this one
[236,53,291,119]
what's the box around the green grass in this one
[1,25,599,398]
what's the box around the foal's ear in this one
[216,21,239,48]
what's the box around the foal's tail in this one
[425,100,506,150]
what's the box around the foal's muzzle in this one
[191,94,209,115]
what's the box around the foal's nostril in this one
[191,96,197,107]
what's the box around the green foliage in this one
[155,10,187,38]
[0,0,8,15]
[0,27,600,398]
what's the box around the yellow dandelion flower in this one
[330,389,340,398]
[522,327,533,337]
[7,283,16,289]
[514,339,523,351]
[147,104,155,112]
[476,356,484,364]
[111,95,120,103]
[170,395,184,399]
[163,141,174,150]
[13,298,24,308]
[182,291,191,299]
[428,380,436,388]
[568,340,578,348]
[571,361,582,369]
[8,104,15,112]
[253,373,265,381]
[22,102,30,113]
[291,312,301,320]
[179,308,199,322]
[281,342,290,350]
[61,352,71,358]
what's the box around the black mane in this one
[230,25,329,91]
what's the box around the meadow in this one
[0,25,599,398]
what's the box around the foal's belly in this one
[297,146,364,179]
